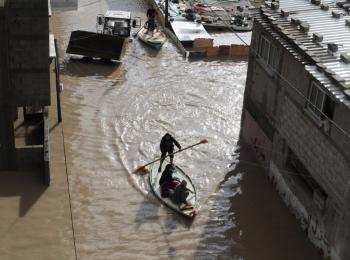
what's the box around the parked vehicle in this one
[66,10,140,61]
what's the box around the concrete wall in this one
[244,22,282,123]
[50,0,77,12]
[280,51,311,106]
[43,106,50,185]
[241,109,272,167]
[277,96,349,205]
[0,0,51,175]
[0,6,16,169]
[331,103,350,160]
[7,0,50,107]
[243,17,350,260]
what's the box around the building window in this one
[258,35,279,70]
[259,36,270,62]
[286,148,328,210]
[268,44,279,69]
[307,81,335,120]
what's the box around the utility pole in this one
[54,39,62,122]
[165,0,169,28]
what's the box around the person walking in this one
[158,133,181,172]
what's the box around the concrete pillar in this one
[0,6,16,169]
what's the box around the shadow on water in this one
[194,160,243,259]
[134,193,194,259]
[134,195,177,259]
[195,140,321,260]
[134,193,195,230]
[161,212,195,260]
[0,171,47,217]
[134,194,161,231]
[61,56,122,77]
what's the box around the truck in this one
[66,10,140,61]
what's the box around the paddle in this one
[132,21,147,37]
[133,139,208,174]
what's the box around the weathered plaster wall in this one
[7,0,50,107]
[243,16,350,260]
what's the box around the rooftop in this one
[260,0,350,107]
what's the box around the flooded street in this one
[50,0,321,259]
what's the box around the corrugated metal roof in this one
[260,0,350,107]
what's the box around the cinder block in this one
[193,38,213,48]
[206,46,219,57]
[219,45,230,56]
[188,49,206,59]
[230,44,250,57]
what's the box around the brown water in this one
[50,0,321,259]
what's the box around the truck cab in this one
[97,10,133,37]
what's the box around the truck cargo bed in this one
[66,30,126,60]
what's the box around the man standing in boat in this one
[158,133,181,172]
[146,5,158,35]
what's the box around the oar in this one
[132,21,147,37]
[133,139,208,174]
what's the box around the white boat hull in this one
[138,27,166,49]
[149,160,198,218]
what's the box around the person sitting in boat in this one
[146,5,158,35]
[170,180,193,209]
[159,164,180,198]
[159,164,175,186]
[158,133,182,172]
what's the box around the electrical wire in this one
[199,0,350,140]
[61,1,349,181]
[120,1,349,182]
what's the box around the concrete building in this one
[241,0,350,259]
[50,0,77,12]
[0,0,52,184]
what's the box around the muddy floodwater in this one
[49,0,321,259]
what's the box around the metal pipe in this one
[165,0,169,28]
[54,38,62,122]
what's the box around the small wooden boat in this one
[137,27,166,50]
[149,160,197,218]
